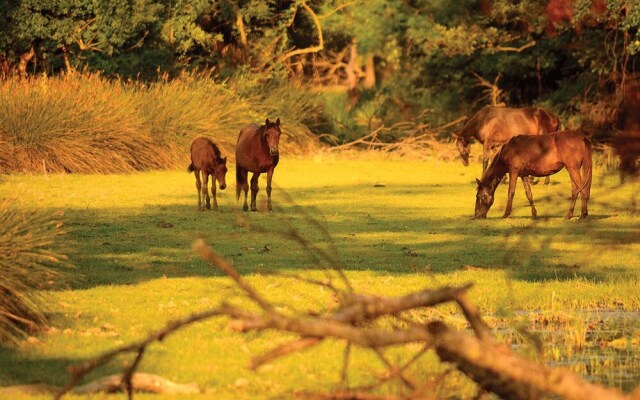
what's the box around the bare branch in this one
[318,1,359,20]
[192,239,274,312]
[494,40,537,53]
[280,0,324,62]
[250,337,322,370]
[55,308,222,399]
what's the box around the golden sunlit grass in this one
[0,73,321,174]
[0,154,639,398]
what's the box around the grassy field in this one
[0,152,639,399]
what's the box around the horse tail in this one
[236,165,245,200]
[578,136,593,195]
[187,162,195,173]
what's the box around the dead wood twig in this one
[54,308,222,399]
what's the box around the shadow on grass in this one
[0,347,96,387]
[45,182,640,290]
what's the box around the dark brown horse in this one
[235,118,281,211]
[474,130,592,220]
[187,137,228,211]
[455,106,561,170]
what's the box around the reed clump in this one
[0,72,323,174]
[0,202,68,343]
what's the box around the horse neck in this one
[481,158,507,194]
[256,127,273,158]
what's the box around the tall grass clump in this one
[0,72,323,174]
[229,74,325,153]
[0,202,68,344]
[0,73,167,173]
[134,73,254,159]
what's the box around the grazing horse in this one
[187,137,228,211]
[454,106,561,171]
[474,130,592,220]
[236,118,282,211]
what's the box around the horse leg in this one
[194,169,203,211]
[239,168,249,211]
[211,178,218,211]
[502,171,518,218]
[544,176,550,185]
[565,168,582,220]
[521,176,537,219]
[266,168,274,211]
[579,170,590,220]
[202,171,211,210]
[250,173,260,212]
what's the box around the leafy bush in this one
[0,202,68,344]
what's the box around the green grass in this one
[0,153,639,398]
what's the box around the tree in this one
[0,0,163,76]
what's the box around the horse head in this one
[537,108,562,133]
[474,178,494,219]
[215,156,228,190]
[264,118,282,157]
[454,134,471,166]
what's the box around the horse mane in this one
[481,148,506,183]
[201,137,223,160]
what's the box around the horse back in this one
[502,130,589,177]
[469,106,558,146]
[190,137,221,171]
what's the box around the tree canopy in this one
[1,0,638,130]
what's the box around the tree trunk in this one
[363,54,376,88]
[345,43,359,92]
[18,46,35,80]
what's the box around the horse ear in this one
[275,117,280,126]
[265,118,270,125]
[476,178,482,186]
[222,156,227,163]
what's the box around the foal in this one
[188,137,228,211]
[474,130,592,220]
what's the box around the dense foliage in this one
[0,0,638,140]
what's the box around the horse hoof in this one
[242,205,248,211]
[502,214,510,219]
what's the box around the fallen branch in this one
[54,308,222,399]
[1,373,198,397]
[50,240,637,400]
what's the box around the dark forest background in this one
[1,0,639,149]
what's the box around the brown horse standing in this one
[235,118,281,211]
[188,137,228,211]
[474,130,592,220]
[455,106,561,170]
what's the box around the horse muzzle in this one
[219,183,227,190]
[270,148,279,157]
